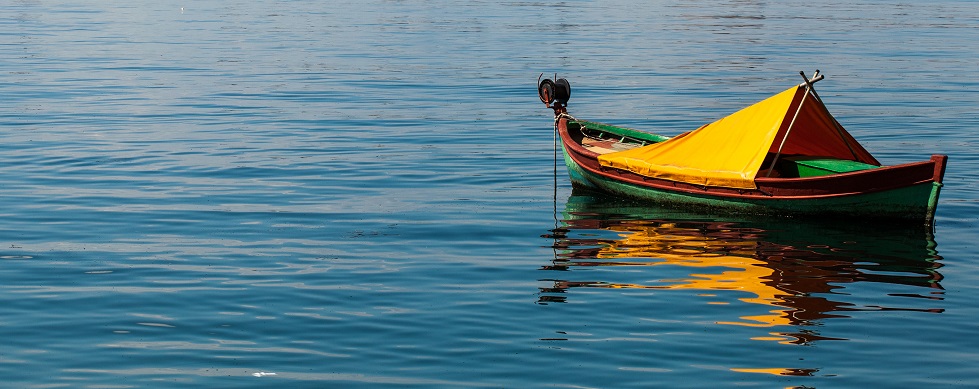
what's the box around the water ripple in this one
[1,0,978,388]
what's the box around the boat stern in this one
[926,154,949,224]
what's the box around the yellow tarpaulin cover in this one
[598,85,879,189]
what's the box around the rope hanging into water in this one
[553,116,559,233]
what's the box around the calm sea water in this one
[2,1,978,387]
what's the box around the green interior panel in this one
[781,157,879,178]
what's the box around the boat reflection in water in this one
[540,190,944,346]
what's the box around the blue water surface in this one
[1,1,978,387]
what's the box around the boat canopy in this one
[597,85,880,189]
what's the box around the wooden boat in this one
[538,72,948,224]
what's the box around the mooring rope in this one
[553,117,559,233]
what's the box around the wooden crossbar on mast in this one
[764,70,824,178]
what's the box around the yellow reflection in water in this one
[544,212,943,344]
[593,224,794,327]
[730,367,819,376]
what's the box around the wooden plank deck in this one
[582,137,643,155]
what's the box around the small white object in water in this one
[252,372,277,377]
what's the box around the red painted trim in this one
[559,117,946,200]
[930,154,948,184]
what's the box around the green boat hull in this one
[563,145,944,222]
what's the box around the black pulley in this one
[539,76,571,107]
[553,78,571,105]
[538,78,555,105]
